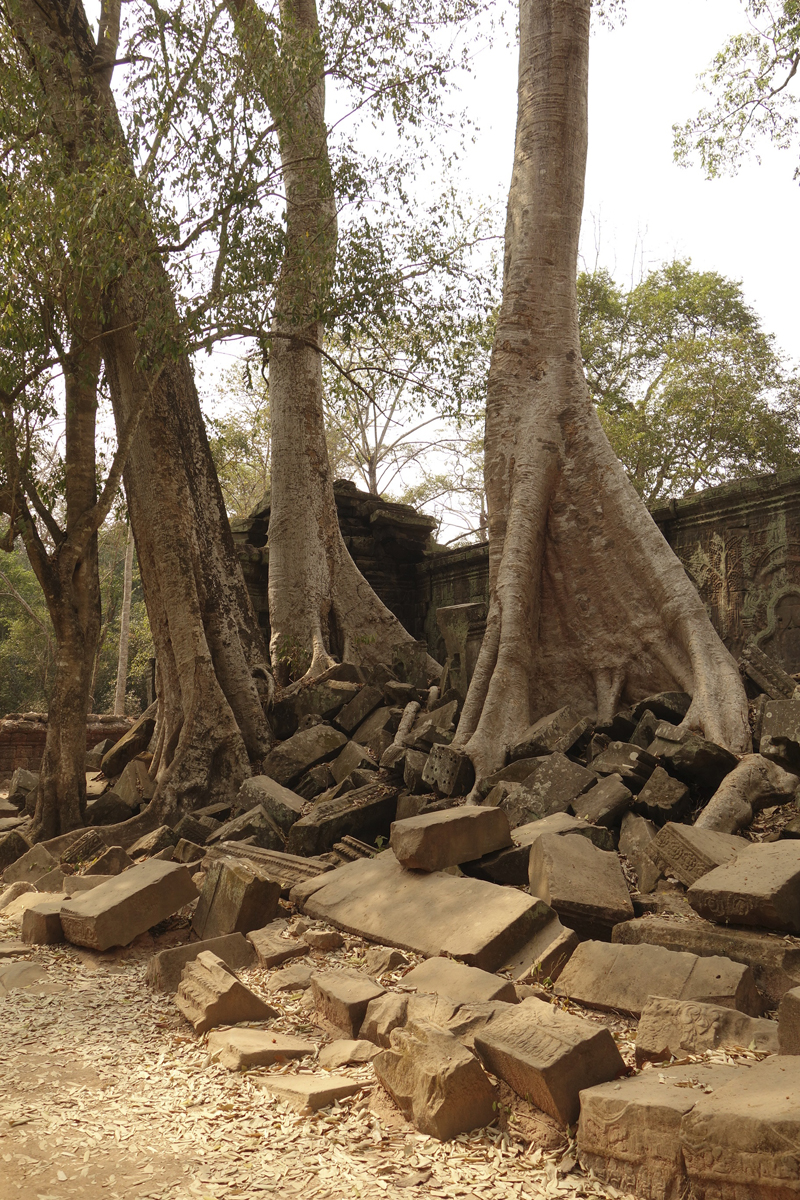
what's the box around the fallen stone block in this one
[467,814,614,886]
[100,703,155,777]
[528,832,634,940]
[267,963,315,992]
[649,823,748,888]
[146,932,255,993]
[303,851,553,971]
[172,815,211,846]
[374,1020,497,1140]
[286,783,397,857]
[0,960,48,995]
[630,708,660,750]
[648,722,738,795]
[114,758,155,810]
[681,1056,800,1200]
[613,915,800,1006]
[554,940,761,1017]
[352,706,396,761]
[0,939,30,957]
[207,1028,315,1070]
[695,754,799,834]
[499,915,579,984]
[619,811,661,893]
[401,748,429,794]
[591,743,657,793]
[2,889,58,922]
[444,1001,515,1050]
[0,880,34,910]
[65,875,114,895]
[631,764,691,825]
[636,995,779,1065]
[60,859,198,951]
[247,921,308,968]
[687,841,800,933]
[174,839,205,864]
[573,773,632,827]
[21,896,67,944]
[295,763,337,801]
[303,928,344,951]
[310,970,385,1036]
[206,805,284,851]
[318,1039,379,1068]
[86,792,135,826]
[740,644,797,700]
[254,1073,363,1112]
[84,845,133,877]
[360,992,409,1046]
[0,831,31,873]
[363,946,408,977]
[500,754,597,826]
[8,767,39,800]
[3,844,57,886]
[333,685,384,736]
[577,1061,746,1200]
[233,776,305,834]
[175,950,276,1034]
[128,826,178,858]
[402,958,517,1005]
[759,697,800,771]
[35,867,68,892]
[422,744,475,797]
[631,692,692,724]
[390,806,511,873]
[331,740,378,785]
[261,726,348,788]
[473,996,625,1126]
[207,843,332,897]
[509,706,589,760]
[192,859,280,940]
[778,986,800,1054]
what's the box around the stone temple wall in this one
[234,469,800,677]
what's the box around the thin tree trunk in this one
[113,524,134,715]
[454,0,750,784]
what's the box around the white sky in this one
[459,0,799,358]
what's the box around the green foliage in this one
[579,260,800,503]
[204,363,271,517]
[674,1,800,178]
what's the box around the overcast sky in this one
[460,0,799,358]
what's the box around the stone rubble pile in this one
[2,642,800,1197]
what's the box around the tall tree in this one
[453,0,751,786]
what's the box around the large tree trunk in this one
[231,0,435,682]
[11,0,274,839]
[454,0,750,783]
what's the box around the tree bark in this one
[454,0,750,784]
[230,0,436,681]
[113,524,134,716]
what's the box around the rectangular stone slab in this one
[303,851,553,971]
[687,841,800,933]
[253,1074,363,1112]
[390,806,511,872]
[529,832,634,940]
[145,932,255,993]
[554,940,761,1017]
[635,996,779,1065]
[60,860,198,951]
[649,823,749,887]
[401,958,517,1004]
[207,1028,314,1070]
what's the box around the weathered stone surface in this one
[65,874,114,895]
[778,986,800,1054]
[207,843,332,896]
[528,833,634,940]
[554,940,761,1017]
[254,1073,363,1112]
[630,767,690,827]
[286,783,397,857]
[35,867,67,892]
[741,644,797,700]
[100,701,156,777]
[473,997,625,1126]
[499,915,579,984]
[374,1021,497,1140]
[0,961,48,996]
[573,774,632,827]
[247,921,308,968]
[577,1062,745,1200]
[613,915,800,1006]
[303,927,344,950]
[331,740,378,785]
[207,1028,315,1070]
[402,958,517,1005]
[649,823,748,888]
[114,758,155,811]
[333,685,384,736]
[21,897,66,944]
[352,706,396,761]
[500,754,597,827]
[390,806,511,873]
[360,992,409,1046]
[192,859,280,940]
[86,792,134,826]
[318,1039,379,1068]
[234,776,305,833]
[295,763,337,801]
[467,814,606,885]
[509,706,588,761]
[687,841,800,932]
[60,860,198,951]
[631,692,692,724]
[206,805,284,851]
[619,811,662,893]
[128,826,177,858]
[84,845,133,876]
[591,743,657,793]
[261,726,348,788]
[175,950,276,1034]
[0,879,34,910]
[681,1056,800,1199]
[174,838,205,864]
[759,697,800,770]
[363,946,408,977]
[303,851,553,971]
[695,754,799,834]
[3,844,57,886]
[648,722,738,794]
[422,744,475,797]
[9,767,39,798]
[0,939,30,957]
[636,995,779,1064]
[401,748,428,793]
[267,962,315,991]
[146,932,255,993]
[310,970,384,1036]
[2,889,56,922]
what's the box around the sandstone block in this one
[500,754,597,826]
[310,970,385,1036]
[573,773,632,827]
[509,706,590,760]
[286,783,397,856]
[649,823,747,888]
[352,706,396,760]
[360,992,409,1046]
[267,962,315,991]
[333,685,384,735]
[687,841,800,933]
[759,697,800,770]
[633,765,691,824]
[174,839,205,864]
[146,932,255,993]
[21,897,66,944]
[473,996,625,1126]
[331,740,378,785]
[0,939,30,957]
[636,995,779,1065]
[647,723,738,794]
[363,946,408,977]
[402,957,517,1004]
[374,1021,496,1140]
[619,811,662,893]
[206,805,284,851]
[555,940,761,1017]
[60,859,198,951]
[192,859,280,941]
[172,815,211,846]
[528,832,634,940]
[254,1073,362,1112]
[233,775,305,833]
[247,921,308,968]
[0,831,31,873]
[261,726,348,788]
[114,758,155,810]
[100,702,156,777]
[499,914,579,984]
[65,874,114,895]
[175,950,275,1034]
[303,928,344,950]
[390,806,511,873]
[778,986,800,1054]
[591,742,657,792]
[3,844,57,886]
[421,744,475,797]
[85,845,133,876]
[0,880,34,911]
[318,1039,379,1068]
[207,1028,314,1070]
[86,792,133,826]
[129,826,178,858]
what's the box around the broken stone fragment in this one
[508,705,588,761]
[635,995,779,1065]
[246,920,308,968]
[207,1027,315,1070]
[192,858,280,941]
[303,927,344,951]
[253,1073,362,1113]
[60,859,198,951]
[310,969,385,1036]
[390,806,511,873]
[687,840,800,933]
[590,742,657,793]
[267,962,315,991]
[740,643,797,700]
[318,1039,379,1068]
[402,748,429,794]
[0,880,34,911]
[174,838,205,864]
[261,725,348,788]
[100,702,156,777]
[618,811,662,893]
[632,764,691,825]
[401,957,517,1005]
[694,753,799,834]
[21,896,67,945]
[175,950,276,1034]
[114,758,155,810]
[3,843,57,887]
[146,932,255,993]
[331,740,378,785]
[84,845,133,876]
[473,996,625,1126]
[333,684,384,735]
[499,914,579,985]
[422,744,475,797]
[647,722,738,794]
[758,697,800,770]
[172,814,213,846]
[778,986,800,1054]
[234,776,306,835]
[363,946,408,977]
[528,832,634,941]
[285,782,397,857]
[352,706,397,761]
[572,773,632,828]
[467,813,615,886]
[554,940,762,1017]
[499,754,597,827]
[648,823,748,887]
[630,692,692,724]
[360,992,409,1046]
[205,804,284,851]
[374,1020,497,1140]
[128,826,177,858]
